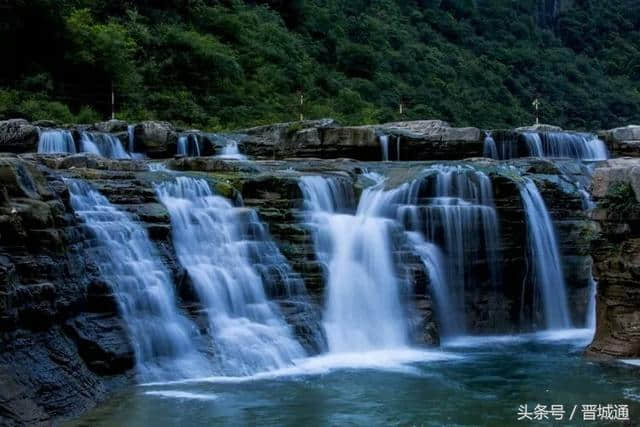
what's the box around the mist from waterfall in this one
[156,177,306,375]
[299,174,410,352]
[519,178,571,329]
[67,179,207,381]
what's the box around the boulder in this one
[0,119,39,153]
[91,120,129,133]
[599,125,640,157]
[133,121,178,158]
[515,123,563,133]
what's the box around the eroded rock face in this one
[0,119,39,153]
[90,120,129,134]
[599,125,640,157]
[587,158,640,359]
[0,157,135,425]
[133,121,178,158]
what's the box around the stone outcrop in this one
[599,125,640,157]
[0,157,135,425]
[90,120,129,134]
[0,119,39,153]
[239,119,483,161]
[133,121,178,158]
[587,158,640,359]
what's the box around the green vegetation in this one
[602,182,639,216]
[1,0,639,130]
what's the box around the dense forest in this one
[1,0,639,130]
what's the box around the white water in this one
[156,177,305,376]
[37,130,76,153]
[379,135,390,161]
[216,138,247,160]
[177,134,201,156]
[128,125,135,153]
[66,179,206,381]
[519,179,571,329]
[483,133,498,159]
[390,165,501,336]
[38,129,131,159]
[299,175,410,352]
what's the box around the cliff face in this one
[587,158,640,358]
[0,155,134,425]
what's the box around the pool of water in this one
[68,329,639,426]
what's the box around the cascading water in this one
[177,134,201,156]
[519,178,571,329]
[299,175,410,352]
[216,138,247,160]
[38,129,131,159]
[66,179,206,380]
[37,130,76,154]
[128,125,135,153]
[489,131,608,161]
[156,177,306,375]
[379,135,390,161]
[82,132,131,159]
[392,165,501,336]
[483,133,498,159]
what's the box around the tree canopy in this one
[1,0,638,130]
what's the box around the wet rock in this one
[133,121,178,158]
[0,119,39,153]
[599,125,640,157]
[90,120,128,134]
[587,158,640,359]
[515,123,563,132]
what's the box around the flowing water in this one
[299,174,410,352]
[519,179,571,329]
[156,177,306,375]
[70,330,640,426]
[389,166,501,336]
[67,179,207,381]
[379,135,390,161]
[177,134,201,156]
[38,129,132,158]
[216,137,247,160]
[38,129,76,153]
[487,131,608,161]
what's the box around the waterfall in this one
[494,131,609,160]
[379,135,390,161]
[128,125,135,153]
[538,132,608,160]
[299,175,410,352]
[483,133,498,159]
[81,132,130,159]
[37,130,76,154]
[66,179,206,380]
[177,134,201,156]
[519,179,571,329]
[156,177,306,375]
[38,129,130,159]
[396,136,401,161]
[216,138,247,160]
[394,165,501,336]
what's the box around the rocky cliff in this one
[587,158,640,359]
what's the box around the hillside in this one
[1,0,639,130]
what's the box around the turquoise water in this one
[69,330,639,426]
